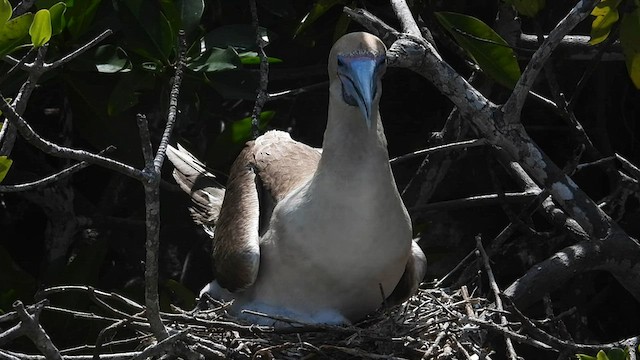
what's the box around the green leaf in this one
[203,24,270,52]
[295,0,343,37]
[93,44,130,73]
[0,156,12,183]
[576,355,597,360]
[605,348,629,360]
[620,5,640,89]
[435,11,521,88]
[596,350,610,360]
[504,0,546,18]
[0,0,12,26]
[119,0,175,63]
[0,12,34,57]
[29,9,52,47]
[48,2,66,35]
[589,0,621,45]
[107,70,155,115]
[238,51,282,65]
[208,111,274,168]
[176,0,204,34]
[66,0,102,39]
[188,47,240,72]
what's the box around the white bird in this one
[167,32,427,325]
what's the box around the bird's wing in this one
[167,144,225,237]
[213,130,322,291]
[385,241,427,306]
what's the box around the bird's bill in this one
[338,57,379,129]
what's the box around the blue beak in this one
[337,56,381,129]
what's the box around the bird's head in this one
[329,32,387,130]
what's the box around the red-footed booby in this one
[167,32,427,324]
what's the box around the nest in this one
[7,283,619,359]
[180,287,489,359]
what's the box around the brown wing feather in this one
[213,130,321,291]
[167,144,225,236]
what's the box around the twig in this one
[410,190,540,213]
[389,138,487,165]
[267,82,327,101]
[0,147,115,193]
[45,30,113,70]
[13,301,62,360]
[502,295,640,353]
[153,30,186,173]
[422,322,449,359]
[0,48,35,84]
[249,0,269,139]
[0,96,143,180]
[37,286,144,312]
[475,236,518,360]
[463,316,554,350]
[130,330,189,360]
[503,0,600,124]
[389,0,420,36]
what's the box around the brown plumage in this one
[167,32,426,324]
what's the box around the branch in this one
[13,301,62,360]
[0,96,143,180]
[249,0,269,139]
[153,31,186,173]
[389,138,487,165]
[389,0,420,36]
[503,0,600,124]
[0,147,114,193]
[347,3,640,304]
[140,31,187,342]
[476,236,518,360]
[45,30,113,70]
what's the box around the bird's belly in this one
[247,205,411,322]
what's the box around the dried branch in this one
[349,3,640,304]
[0,147,114,193]
[249,0,270,139]
[13,301,62,360]
[503,0,600,124]
[475,236,518,360]
[389,0,420,36]
[389,138,487,165]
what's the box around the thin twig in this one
[389,139,487,165]
[476,236,518,360]
[389,0,420,36]
[0,96,143,180]
[503,0,600,124]
[0,147,115,193]
[249,0,269,139]
[13,301,62,360]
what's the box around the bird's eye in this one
[337,57,346,67]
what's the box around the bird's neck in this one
[314,99,391,184]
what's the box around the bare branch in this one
[249,0,269,139]
[476,236,518,360]
[13,301,62,360]
[153,30,186,173]
[503,0,600,124]
[45,30,113,70]
[0,147,114,193]
[0,96,143,180]
[390,138,488,165]
[389,0,420,36]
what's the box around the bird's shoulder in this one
[244,130,322,201]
